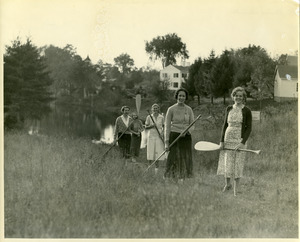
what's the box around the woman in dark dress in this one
[129,112,144,162]
[164,88,195,182]
[113,106,133,160]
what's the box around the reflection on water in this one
[96,124,114,144]
[39,104,147,148]
[39,104,117,140]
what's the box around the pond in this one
[35,104,147,146]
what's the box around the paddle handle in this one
[144,114,201,173]
[146,110,164,144]
[224,148,261,155]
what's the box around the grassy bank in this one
[4,100,298,238]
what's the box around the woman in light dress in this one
[217,87,252,196]
[145,104,165,174]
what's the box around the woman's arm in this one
[188,106,195,133]
[164,107,172,146]
[144,115,154,129]
[241,107,252,144]
[113,117,120,141]
[220,107,229,143]
[139,120,145,132]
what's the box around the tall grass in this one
[4,101,298,238]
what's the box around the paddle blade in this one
[194,141,220,151]
[136,94,141,115]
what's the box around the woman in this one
[164,88,195,181]
[145,104,165,173]
[128,112,144,162]
[113,106,133,160]
[217,87,252,196]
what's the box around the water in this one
[38,104,117,143]
[37,104,147,146]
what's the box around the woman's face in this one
[177,91,186,104]
[131,113,138,119]
[152,106,159,114]
[233,91,244,104]
[123,108,130,115]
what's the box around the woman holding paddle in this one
[145,104,165,173]
[217,87,252,196]
[164,88,195,182]
[113,106,133,160]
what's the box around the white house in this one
[160,64,190,90]
[274,55,298,101]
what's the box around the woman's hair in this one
[131,112,138,119]
[151,103,160,111]
[121,106,130,113]
[174,88,189,100]
[231,87,247,103]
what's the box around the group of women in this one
[113,87,252,196]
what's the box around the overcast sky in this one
[1,0,299,69]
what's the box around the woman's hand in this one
[145,124,155,129]
[219,142,224,150]
[234,143,244,151]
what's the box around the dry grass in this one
[4,100,298,238]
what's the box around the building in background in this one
[274,55,298,101]
[160,63,190,90]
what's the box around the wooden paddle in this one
[194,141,261,154]
[135,94,141,115]
[143,114,202,173]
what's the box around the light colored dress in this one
[145,114,165,161]
[217,105,247,178]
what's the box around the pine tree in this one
[4,38,53,128]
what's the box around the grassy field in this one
[3,100,298,238]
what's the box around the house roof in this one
[277,65,298,79]
[173,65,190,73]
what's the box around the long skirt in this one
[130,134,141,157]
[217,127,246,178]
[118,133,131,159]
[164,132,193,179]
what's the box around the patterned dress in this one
[217,105,247,178]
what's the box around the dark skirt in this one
[130,134,141,157]
[164,132,193,179]
[118,133,131,158]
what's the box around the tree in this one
[114,53,134,74]
[145,33,189,68]
[4,38,53,128]
[233,45,275,99]
[245,50,276,100]
[126,69,144,89]
[199,50,217,104]
[150,77,171,104]
[43,44,77,97]
[211,50,234,104]
[184,57,203,104]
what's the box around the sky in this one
[0,0,299,69]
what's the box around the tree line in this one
[184,46,278,105]
[4,34,288,129]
